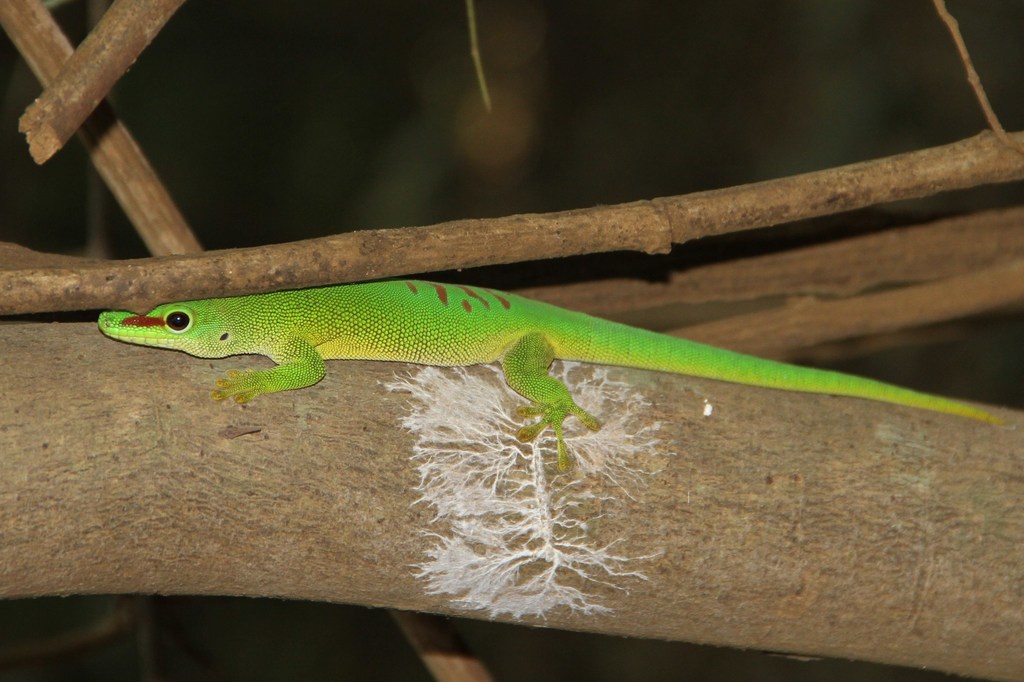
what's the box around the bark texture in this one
[0,323,1019,680]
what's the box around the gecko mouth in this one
[98,311,182,349]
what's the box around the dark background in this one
[1,1,1021,679]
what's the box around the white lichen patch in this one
[386,363,668,619]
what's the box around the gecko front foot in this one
[515,402,601,471]
[211,369,264,404]
[209,344,327,404]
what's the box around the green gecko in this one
[98,280,1004,470]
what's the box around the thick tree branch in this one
[0,323,1019,679]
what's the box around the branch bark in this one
[0,323,1019,680]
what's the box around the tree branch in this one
[0,323,1018,679]
[677,256,1024,358]
[17,0,188,165]
[512,205,1024,316]
[1,132,1023,315]
[0,0,201,255]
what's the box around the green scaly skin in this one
[98,280,1005,470]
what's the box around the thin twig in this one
[465,0,491,111]
[931,0,1024,156]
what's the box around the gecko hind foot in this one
[515,402,602,471]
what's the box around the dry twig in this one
[931,0,1024,156]
[18,0,188,164]
[0,0,200,255]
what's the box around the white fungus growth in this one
[387,363,667,618]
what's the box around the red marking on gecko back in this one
[461,299,472,312]
[121,315,165,327]
[404,281,418,294]
[459,286,490,310]
[431,283,449,306]
[485,289,511,309]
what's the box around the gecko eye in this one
[166,311,192,333]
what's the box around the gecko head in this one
[98,300,245,358]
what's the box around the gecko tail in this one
[572,322,1007,425]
